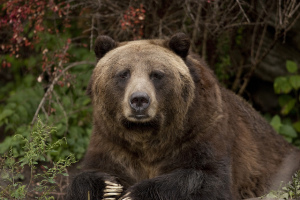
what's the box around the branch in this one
[236,0,250,23]
[90,16,95,52]
[191,3,202,50]
[254,24,267,62]
[223,22,264,29]
[53,90,69,136]
[238,0,300,96]
[31,61,96,126]
[231,57,245,92]
[238,38,278,95]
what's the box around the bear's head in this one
[89,33,197,132]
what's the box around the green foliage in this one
[215,54,232,83]
[0,0,95,164]
[271,60,300,146]
[0,118,76,199]
[270,115,298,143]
[286,60,298,74]
[266,170,300,199]
[0,46,94,161]
[0,0,96,164]
[215,33,233,84]
[274,77,293,94]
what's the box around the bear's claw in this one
[118,192,131,200]
[102,181,123,200]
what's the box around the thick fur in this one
[67,33,300,200]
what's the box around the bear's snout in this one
[129,92,150,116]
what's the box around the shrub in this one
[0,118,76,199]
[270,60,300,146]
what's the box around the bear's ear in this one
[168,32,190,58]
[94,35,117,59]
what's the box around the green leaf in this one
[270,115,282,132]
[1,171,10,180]
[279,124,298,138]
[278,95,293,107]
[289,75,300,90]
[284,136,293,143]
[282,193,289,199]
[0,109,14,122]
[281,99,296,115]
[48,178,56,184]
[274,77,292,94]
[293,121,300,132]
[286,60,298,73]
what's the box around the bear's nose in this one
[129,92,150,112]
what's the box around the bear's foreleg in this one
[119,168,232,200]
[66,171,123,200]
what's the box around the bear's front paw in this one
[118,192,132,200]
[103,180,123,200]
[117,176,186,200]
[117,179,158,200]
[67,171,124,200]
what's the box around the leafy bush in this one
[0,118,76,199]
[0,0,95,161]
[270,60,300,146]
[266,170,300,199]
[0,46,94,161]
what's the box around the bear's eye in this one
[117,70,130,79]
[150,71,165,80]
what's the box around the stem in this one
[236,0,250,22]
[159,19,162,39]
[26,161,34,197]
[296,89,300,120]
[231,57,244,91]
[202,26,207,60]
[238,35,279,95]
[31,61,95,126]
[90,16,94,52]
[191,3,202,50]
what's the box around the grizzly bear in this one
[66,33,300,200]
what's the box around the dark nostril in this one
[130,92,150,112]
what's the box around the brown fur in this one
[80,34,300,199]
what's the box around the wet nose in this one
[129,92,150,112]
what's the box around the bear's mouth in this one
[129,114,149,120]
[121,118,160,131]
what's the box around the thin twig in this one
[53,90,69,137]
[202,25,208,60]
[90,16,94,52]
[159,19,163,39]
[285,9,300,33]
[41,106,49,121]
[290,2,300,17]
[236,0,250,23]
[279,0,282,26]
[232,57,245,92]
[31,61,95,126]
[191,3,202,50]
[254,24,267,62]
[223,22,264,29]
[238,0,300,95]
[238,38,279,95]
